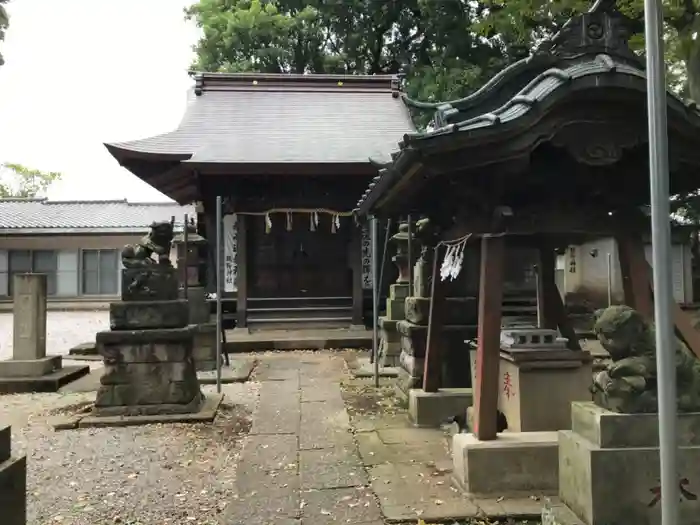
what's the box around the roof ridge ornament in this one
[536,0,640,64]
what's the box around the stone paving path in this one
[225,354,384,525]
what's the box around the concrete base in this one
[197,359,256,384]
[452,431,559,495]
[409,388,473,428]
[0,355,62,377]
[0,365,90,394]
[76,393,223,429]
[558,402,700,525]
[0,425,27,525]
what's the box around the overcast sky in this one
[0,0,201,202]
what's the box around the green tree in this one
[0,0,9,66]
[184,0,512,107]
[477,0,699,100]
[0,163,62,198]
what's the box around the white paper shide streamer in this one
[440,237,469,282]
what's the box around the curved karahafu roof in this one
[105,73,415,204]
[356,0,700,217]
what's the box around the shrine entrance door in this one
[249,215,352,298]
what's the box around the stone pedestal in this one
[0,425,27,525]
[452,431,559,495]
[0,274,89,393]
[556,402,700,525]
[409,387,473,427]
[396,320,476,401]
[377,283,409,368]
[183,286,210,324]
[192,322,218,371]
[91,267,208,420]
[469,328,593,432]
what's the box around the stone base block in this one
[0,355,61,377]
[405,297,477,325]
[0,456,26,525]
[571,401,700,448]
[386,298,405,320]
[542,503,586,525]
[94,390,204,417]
[559,404,700,525]
[452,432,559,495]
[193,323,217,371]
[197,358,256,384]
[469,349,592,432]
[110,300,189,330]
[389,283,409,301]
[409,388,473,428]
[79,393,223,428]
[0,425,27,525]
[0,365,90,394]
[183,286,210,324]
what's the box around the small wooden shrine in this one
[356,0,700,440]
[106,73,414,330]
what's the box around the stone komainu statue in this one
[592,305,700,413]
[122,220,175,269]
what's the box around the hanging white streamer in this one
[440,238,469,282]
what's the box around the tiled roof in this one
[0,199,195,233]
[106,73,416,164]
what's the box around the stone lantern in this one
[390,222,413,284]
[173,222,217,370]
[173,223,207,290]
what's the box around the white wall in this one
[562,238,692,305]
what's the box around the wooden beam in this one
[474,235,505,441]
[423,244,448,393]
[615,233,654,318]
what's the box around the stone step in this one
[248,316,353,331]
[248,296,353,309]
[248,306,352,320]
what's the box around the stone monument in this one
[0,425,26,525]
[396,218,477,403]
[0,274,89,393]
[79,221,221,426]
[376,222,412,368]
[548,305,700,525]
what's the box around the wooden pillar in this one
[615,233,653,318]
[537,241,581,350]
[422,244,447,393]
[236,214,249,329]
[617,232,700,358]
[474,235,505,441]
[350,223,364,326]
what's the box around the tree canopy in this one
[0,163,62,198]
[0,0,8,66]
[186,1,700,103]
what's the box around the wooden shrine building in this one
[356,0,700,439]
[106,73,414,330]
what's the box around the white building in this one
[557,231,694,307]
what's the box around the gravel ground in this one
[0,311,110,361]
[3,383,260,525]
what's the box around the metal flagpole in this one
[371,216,380,387]
[215,196,223,394]
[644,0,678,523]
